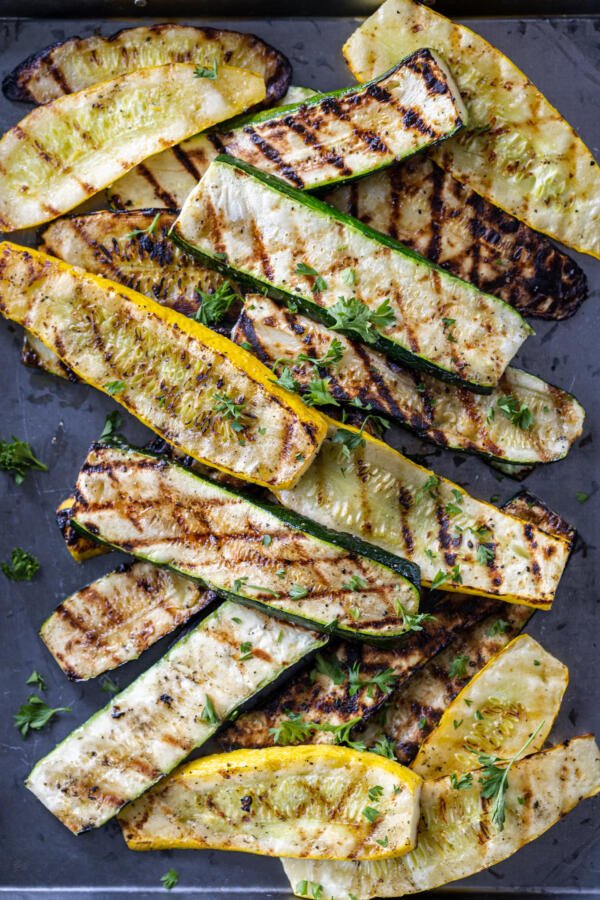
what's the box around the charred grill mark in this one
[171,144,206,181]
[135,164,179,209]
[278,113,353,177]
[348,181,360,220]
[319,96,391,157]
[239,127,304,188]
[433,497,459,569]
[427,158,445,262]
[249,221,275,282]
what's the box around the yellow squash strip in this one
[0,243,327,489]
[277,421,570,607]
[0,63,265,231]
[343,0,600,258]
[411,634,568,779]
[56,496,104,563]
[119,746,422,861]
[284,736,600,898]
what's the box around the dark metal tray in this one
[0,12,599,900]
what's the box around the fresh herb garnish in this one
[416,475,439,501]
[348,663,397,699]
[328,296,395,344]
[431,570,449,590]
[0,437,47,485]
[368,785,384,802]
[370,734,397,760]
[214,392,250,436]
[448,654,470,680]
[160,868,179,890]
[497,395,534,431]
[100,410,124,442]
[342,574,367,591]
[200,694,219,725]
[396,603,436,632]
[269,711,316,745]
[295,262,327,293]
[124,211,161,240]
[274,366,301,393]
[476,543,494,565]
[239,641,254,661]
[304,376,339,407]
[194,60,218,79]
[341,267,356,286]
[297,338,345,370]
[418,716,427,730]
[14,695,71,738]
[442,317,457,342]
[195,281,239,326]
[375,835,389,847]
[2,547,40,581]
[311,652,345,685]
[105,380,126,396]
[26,671,46,691]
[486,618,509,637]
[453,718,463,729]
[450,772,473,790]
[289,584,309,600]
[362,806,380,824]
[576,491,590,504]
[295,882,323,900]
[100,675,119,694]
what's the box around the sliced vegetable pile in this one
[0,7,598,898]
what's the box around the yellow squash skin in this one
[411,634,569,779]
[119,745,422,861]
[0,243,327,489]
[277,419,570,607]
[284,736,600,898]
[0,63,265,231]
[343,0,600,258]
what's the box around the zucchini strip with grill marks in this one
[67,441,421,641]
[325,157,588,320]
[25,210,241,380]
[343,0,600,259]
[173,156,532,393]
[2,24,291,106]
[26,601,326,833]
[0,63,266,231]
[277,420,570,607]
[222,491,569,751]
[233,296,584,467]
[119,745,422,860]
[0,242,326,490]
[41,562,216,681]
[283,736,600,899]
[411,634,568,779]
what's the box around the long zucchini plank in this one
[2,24,291,106]
[26,601,325,833]
[173,157,532,393]
[0,243,326,490]
[107,84,319,211]
[278,421,570,606]
[233,296,584,466]
[24,210,238,380]
[41,562,216,681]
[325,157,588,321]
[222,491,569,750]
[283,736,600,898]
[343,0,600,259]
[0,64,265,232]
[68,441,421,640]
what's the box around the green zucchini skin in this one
[26,600,326,833]
[172,155,532,393]
[68,441,420,641]
[232,296,584,467]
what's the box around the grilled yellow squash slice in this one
[0,63,265,231]
[40,562,215,681]
[284,735,600,898]
[343,0,600,258]
[2,24,290,106]
[0,243,326,489]
[411,634,568,780]
[278,421,570,607]
[233,296,584,467]
[119,745,422,860]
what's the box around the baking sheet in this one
[0,13,599,899]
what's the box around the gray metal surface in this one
[0,13,599,900]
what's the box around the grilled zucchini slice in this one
[343,0,600,259]
[411,634,568,779]
[40,562,215,681]
[174,156,532,392]
[68,441,421,640]
[326,157,588,320]
[3,23,290,106]
[119,746,422,860]
[0,64,265,232]
[26,601,325,833]
[107,84,319,211]
[284,735,600,898]
[24,210,237,380]
[0,242,325,489]
[233,296,584,466]
[278,421,570,607]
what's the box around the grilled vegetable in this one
[0,64,265,232]
[278,421,570,607]
[41,562,216,681]
[24,210,240,379]
[68,441,421,640]
[26,601,325,833]
[233,296,584,466]
[283,735,600,898]
[174,157,532,392]
[3,23,290,106]
[411,634,568,779]
[107,84,319,211]
[0,242,326,489]
[325,157,588,320]
[343,0,600,259]
[56,496,106,563]
[119,745,422,860]
[223,491,568,751]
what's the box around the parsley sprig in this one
[160,868,179,890]
[124,211,161,240]
[194,60,218,79]
[0,437,47,484]
[497,395,534,431]
[14,695,71,738]
[328,295,395,344]
[195,280,240,326]
[2,547,40,581]
[348,663,397,699]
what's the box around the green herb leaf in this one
[295,262,319,277]
[453,718,463,729]
[486,618,509,637]
[100,675,119,694]
[331,427,365,462]
[442,317,457,342]
[497,395,534,431]
[214,391,251,437]
[416,475,439,501]
[195,280,239,326]
[375,835,389,847]
[0,437,47,484]
[2,547,40,581]
[160,868,179,890]
[311,652,345,685]
[328,295,395,344]
[430,570,449,590]
[194,60,218,79]
[289,584,310,600]
[274,366,301,393]
[342,574,368,591]
[297,338,345,370]
[448,654,470,680]
[200,694,219,725]
[348,663,397,699]
[269,711,315,745]
[395,603,436,632]
[576,491,590,504]
[362,806,380,824]
[124,211,161,240]
[370,734,397,760]
[26,671,46,691]
[450,772,473,790]
[100,410,124,442]
[239,641,254,661]
[304,376,339,407]
[14,694,71,737]
[105,380,126,396]
[341,267,356,286]
[476,543,495,565]
[295,881,323,900]
[368,785,384,802]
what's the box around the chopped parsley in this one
[303,376,339,407]
[100,410,124,442]
[450,772,473,791]
[160,868,179,890]
[214,392,250,436]
[239,641,254,661]
[476,543,495,565]
[124,211,161,240]
[274,366,301,393]
[370,734,397,760]
[2,547,40,581]
[348,663,397,698]
[100,675,120,694]
[486,618,509,637]
[295,882,323,900]
[362,806,380,824]
[328,295,395,344]
[497,395,534,430]
[341,267,356,286]
[576,491,590,504]
[416,475,439,501]
[311,652,345,685]
[104,380,126,396]
[195,280,239,326]
[396,603,436,632]
[342,574,368,591]
[199,694,219,725]
[442,317,457,342]
[295,261,327,293]
[0,437,47,484]
[194,60,218,79]
[448,654,470,680]
[289,584,309,600]
[297,338,345,370]
[368,785,384,802]
[14,695,71,738]
[26,671,46,691]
